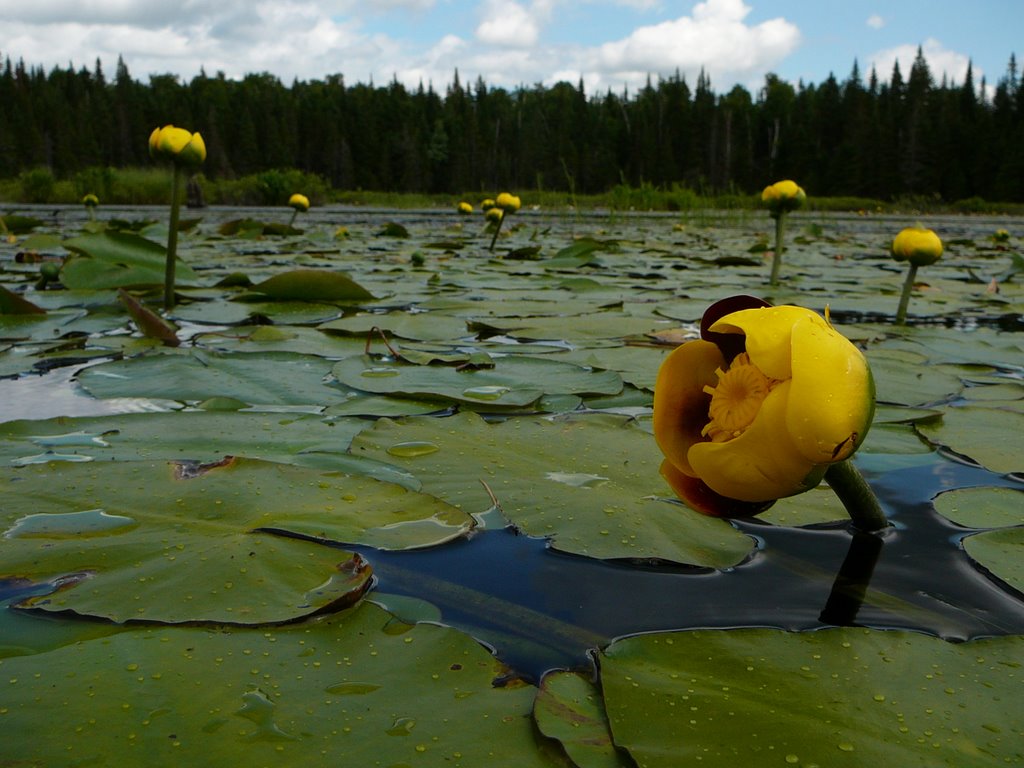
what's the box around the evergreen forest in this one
[1,47,1022,202]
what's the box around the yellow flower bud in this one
[288,193,311,212]
[148,125,206,169]
[891,226,942,267]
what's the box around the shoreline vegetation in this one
[2,167,1023,216]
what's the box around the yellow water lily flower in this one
[891,226,942,267]
[148,125,206,168]
[288,193,311,212]
[457,201,473,214]
[654,296,874,516]
[761,179,806,217]
[485,207,504,223]
[481,198,496,211]
[81,193,99,207]
[495,192,521,213]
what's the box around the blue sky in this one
[0,0,1018,95]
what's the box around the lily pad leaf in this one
[78,350,348,407]
[600,628,1024,768]
[250,269,374,302]
[117,289,180,346]
[933,487,1024,528]
[60,230,197,289]
[349,412,754,568]
[333,354,622,407]
[535,670,630,768]
[0,456,470,623]
[0,284,46,315]
[916,405,1024,474]
[962,527,1024,593]
[0,603,557,767]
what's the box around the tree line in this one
[1,48,1022,202]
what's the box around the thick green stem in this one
[769,212,786,285]
[895,263,919,325]
[288,209,299,228]
[824,460,888,532]
[488,214,505,252]
[164,165,184,311]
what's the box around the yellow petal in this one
[179,132,207,167]
[709,305,818,381]
[688,381,823,502]
[158,126,193,156]
[891,226,942,267]
[288,193,310,211]
[786,313,874,464]
[652,340,724,478]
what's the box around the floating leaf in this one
[117,289,180,346]
[963,528,1024,593]
[250,269,374,302]
[600,628,1024,768]
[535,670,630,768]
[349,412,754,567]
[0,284,46,315]
[332,354,622,407]
[0,603,557,767]
[60,230,197,289]
[917,405,1024,474]
[933,487,1024,528]
[0,456,468,622]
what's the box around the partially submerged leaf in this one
[0,284,46,315]
[117,289,180,346]
[251,269,374,302]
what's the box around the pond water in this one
[1,204,1021,765]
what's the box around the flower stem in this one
[164,165,184,312]
[488,215,505,252]
[288,209,298,228]
[824,460,888,531]
[895,263,918,325]
[769,212,785,285]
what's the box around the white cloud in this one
[476,2,539,46]
[866,14,884,30]
[868,38,979,86]
[577,0,800,90]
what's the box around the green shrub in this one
[18,167,56,203]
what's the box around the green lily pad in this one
[320,311,469,342]
[333,354,622,408]
[933,487,1024,528]
[250,268,374,302]
[0,603,559,767]
[868,352,964,406]
[600,627,1024,768]
[0,456,470,622]
[78,350,347,407]
[349,412,754,568]
[962,528,1024,593]
[60,230,197,289]
[0,284,46,315]
[916,405,1024,474]
[535,670,629,768]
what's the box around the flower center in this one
[701,353,777,442]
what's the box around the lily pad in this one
[349,412,754,568]
[78,350,348,407]
[962,528,1024,593]
[0,603,558,767]
[600,627,1024,767]
[250,268,374,302]
[0,456,470,622]
[535,670,629,768]
[933,487,1024,528]
[60,230,198,289]
[333,354,622,407]
[916,405,1024,474]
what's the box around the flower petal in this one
[653,340,724,478]
[659,460,774,518]
[786,314,875,464]
[688,380,825,502]
[710,305,819,381]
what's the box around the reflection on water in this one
[0,363,176,424]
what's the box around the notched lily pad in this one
[250,269,374,302]
[0,456,471,623]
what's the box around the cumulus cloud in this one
[0,0,803,93]
[576,0,800,89]
[868,38,979,86]
[866,14,884,30]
